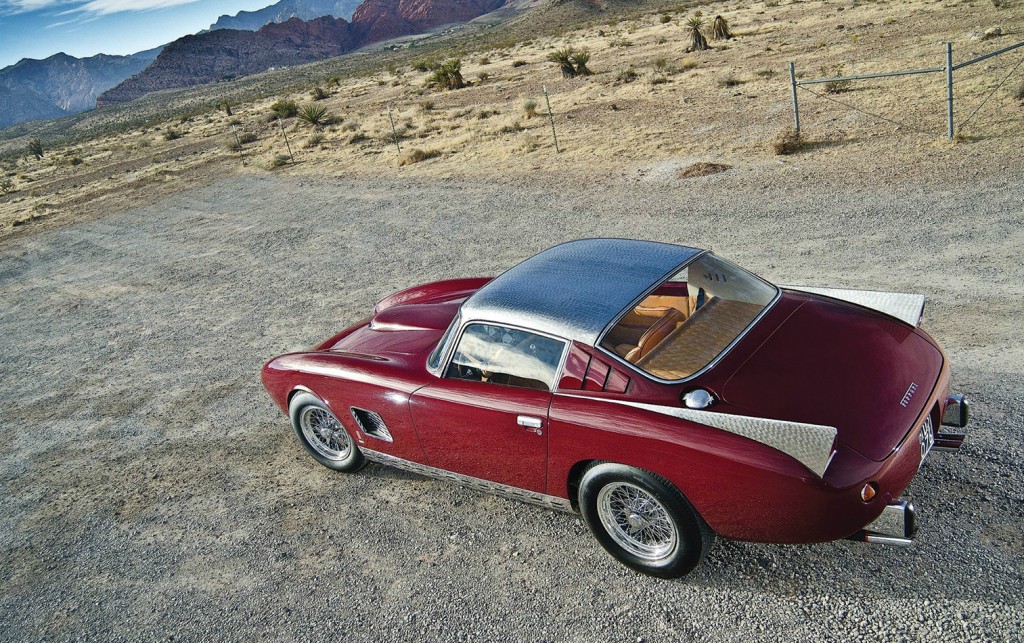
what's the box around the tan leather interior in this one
[624,309,684,363]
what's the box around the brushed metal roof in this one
[461,239,702,345]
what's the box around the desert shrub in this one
[419,100,435,111]
[653,57,670,72]
[228,117,242,126]
[477,72,490,82]
[773,129,803,155]
[0,177,14,196]
[821,64,852,93]
[413,58,439,72]
[398,148,441,166]
[607,36,633,47]
[217,100,233,115]
[497,121,524,134]
[163,129,182,141]
[348,132,368,144]
[341,121,360,132]
[688,16,709,51]
[239,132,258,144]
[615,68,639,84]
[660,14,672,23]
[718,75,745,87]
[523,99,539,118]
[310,86,328,100]
[428,59,466,90]
[304,133,325,148]
[711,15,732,40]
[297,104,331,127]
[479,56,491,65]
[326,76,341,87]
[26,138,43,160]
[512,59,527,67]
[476,109,499,120]
[225,136,243,152]
[755,68,777,78]
[765,0,780,6]
[271,99,299,118]
[269,153,291,168]
[1013,80,1024,101]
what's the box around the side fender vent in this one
[350,408,393,442]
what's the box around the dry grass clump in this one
[304,133,325,148]
[523,100,539,118]
[163,129,183,141]
[821,64,852,94]
[1013,81,1024,101]
[269,153,291,168]
[677,162,731,178]
[271,99,299,118]
[398,148,442,166]
[310,87,328,100]
[511,60,527,68]
[773,129,804,155]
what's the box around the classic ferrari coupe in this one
[261,239,969,577]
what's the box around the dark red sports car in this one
[261,239,969,577]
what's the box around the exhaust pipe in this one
[847,500,916,546]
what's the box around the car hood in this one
[721,296,943,461]
[327,302,458,356]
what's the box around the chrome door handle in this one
[517,415,544,435]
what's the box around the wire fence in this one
[789,40,1024,140]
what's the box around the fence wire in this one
[791,41,1024,140]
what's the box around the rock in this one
[984,26,1003,38]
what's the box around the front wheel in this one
[289,392,365,472]
[579,463,713,578]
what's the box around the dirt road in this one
[1,166,1021,641]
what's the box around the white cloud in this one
[1,0,203,16]
[73,0,203,15]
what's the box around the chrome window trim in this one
[438,319,571,393]
[425,313,461,378]
[594,255,783,386]
[362,448,575,512]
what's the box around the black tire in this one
[578,462,714,578]
[288,392,366,472]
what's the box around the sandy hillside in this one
[1,0,1022,238]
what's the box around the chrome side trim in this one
[361,449,575,513]
[566,396,837,477]
[783,285,925,327]
[864,534,914,546]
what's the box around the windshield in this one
[599,254,777,380]
[427,314,460,374]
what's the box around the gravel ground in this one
[1,166,1022,641]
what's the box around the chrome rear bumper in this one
[848,500,917,546]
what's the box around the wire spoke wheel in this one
[596,481,679,562]
[299,406,352,461]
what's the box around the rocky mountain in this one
[99,0,507,105]
[209,0,364,31]
[0,48,161,129]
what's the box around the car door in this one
[410,322,567,493]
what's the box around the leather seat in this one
[625,309,684,363]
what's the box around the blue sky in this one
[0,0,274,68]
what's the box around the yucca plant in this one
[297,103,331,127]
[548,48,578,78]
[711,15,732,40]
[571,49,593,76]
[688,16,709,51]
[428,59,466,90]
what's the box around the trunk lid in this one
[721,295,943,461]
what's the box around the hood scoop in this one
[369,302,459,332]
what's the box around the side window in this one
[445,324,565,391]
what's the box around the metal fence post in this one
[543,85,560,153]
[946,42,954,139]
[789,62,800,133]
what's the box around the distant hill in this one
[99,0,507,105]
[209,0,364,31]
[0,48,161,129]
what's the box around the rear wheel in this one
[289,392,365,472]
[579,463,713,578]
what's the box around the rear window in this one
[599,254,777,380]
